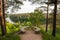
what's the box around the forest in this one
[0,0,60,40]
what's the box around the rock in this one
[20,27,26,34]
[33,27,40,34]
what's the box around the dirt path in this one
[20,30,42,40]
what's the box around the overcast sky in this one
[6,0,60,14]
[7,0,41,14]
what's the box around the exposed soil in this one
[20,30,42,40]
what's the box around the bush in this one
[29,9,45,26]
[10,15,19,22]
[0,22,20,40]
[6,22,19,33]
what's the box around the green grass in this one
[40,27,60,40]
[0,26,2,34]
[0,33,20,40]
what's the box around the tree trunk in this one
[46,4,49,32]
[52,0,57,37]
[0,0,6,35]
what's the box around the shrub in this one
[10,15,19,22]
[6,22,19,33]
